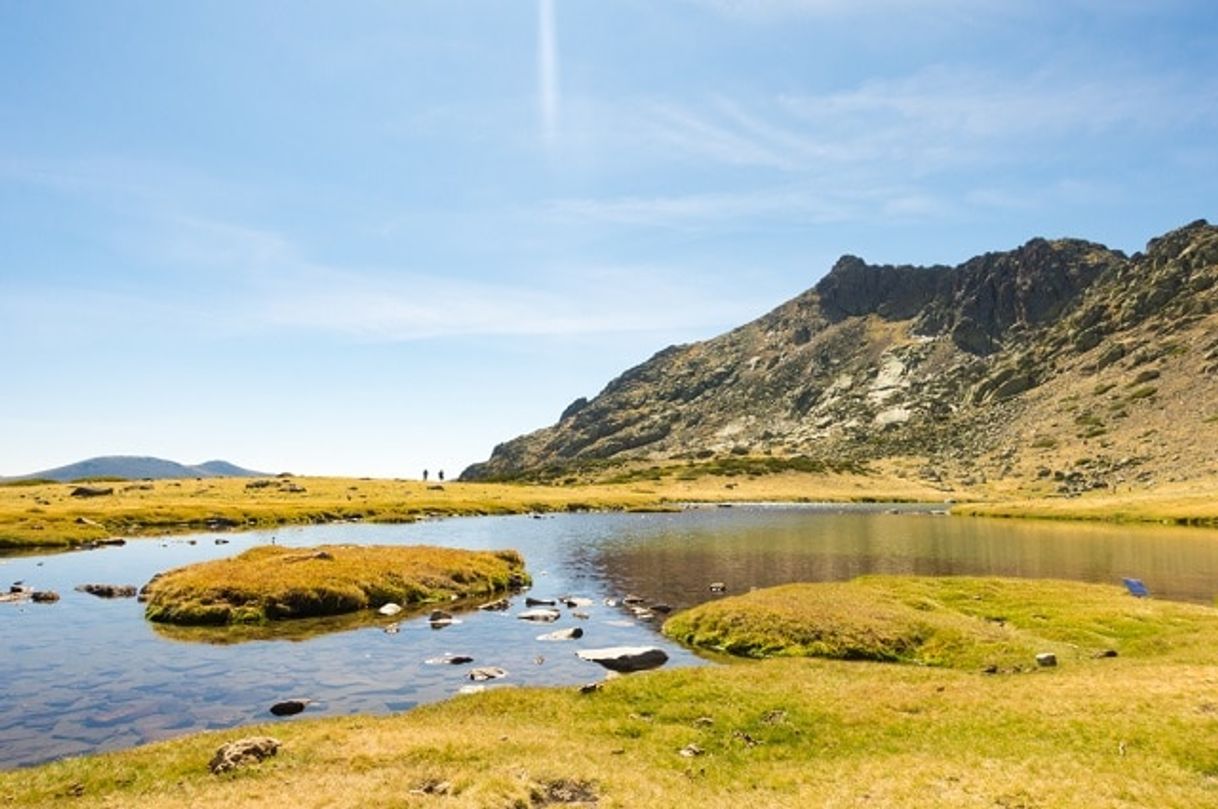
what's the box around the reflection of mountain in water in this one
[586,506,1218,608]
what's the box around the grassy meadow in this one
[6,577,1218,807]
[0,468,952,550]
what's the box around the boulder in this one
[525,597,557,607]
[208,736,281,774]
[269,699,311,717]
[75,584,137,599]
[1035,652,1058,668]
[518,608,561,622]
[468,666,507,681]
[70,486,113,498]
[576,646,669,673]
[378,603,403,616]
[562,597,594,608]
[31,590,60,603]
[537,627,584,641]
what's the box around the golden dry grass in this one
[141,544,528,624]
[0,471,953,550]
[955,476,1218,526]
[5,654,1218,808]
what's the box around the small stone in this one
[525,597,557,607]
[537,627,584,641]
[679,743,704,758]
[75,584,137,599]
[378,603,403,616]
[572,611,590,620]
[1035,652,1058,668]
[694,717,714,727]
[622,594,645,606]
[1094,649,1119,659]
[269,699,311,717]
[468,666,507,681]
[708,582,727,593]
[479,598,510,611]
[518,608,561,622]
[578,682,603,695]
[30,591,59,603]
[208,736,281,774]
[650,603,673,614]
[562,597,594,608]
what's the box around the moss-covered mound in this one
[142,544,529,625]
[663,575,1218,669]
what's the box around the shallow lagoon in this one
[4,504,1218,769]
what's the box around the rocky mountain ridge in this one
[462,220,1218,495]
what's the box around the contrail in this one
[538,0,559,143]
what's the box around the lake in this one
[4,503,1218,769]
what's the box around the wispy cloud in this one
[538,0,560,143]
[619,66,1216,177]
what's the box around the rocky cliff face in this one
[462,221,1218,493]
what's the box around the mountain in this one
[8,456,267,483]
[462,220,1218,495]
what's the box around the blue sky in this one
[2,1,1215,478]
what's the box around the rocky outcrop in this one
[461,221,1218,492]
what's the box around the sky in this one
[1,1,1216,478]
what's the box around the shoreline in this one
[3,471,1218,552]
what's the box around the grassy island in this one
[8,577,1218,806]
[662,575,1218,669]
[141,544,528,625]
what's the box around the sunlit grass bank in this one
[141,544,528,625]
[6,623,1218,806]
[953,478,1218,527]
[0,470,950,550]
[662,576,1218,669]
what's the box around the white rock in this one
[378,603,403,616]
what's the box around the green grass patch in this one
[663,576,1218,670]
[1126,385,1158,400]
[142,544,529,625]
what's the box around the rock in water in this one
[537,627,584,641]
[576,646,669,673]
[269,699,311,716]
[75,583,137,599]
[468,666,507,681]
[378,603,403,616]
[526,596,557,607]
[517,608,561,622]
[479,598,510,611]
[209,737,281,774]
[30,591,60,603]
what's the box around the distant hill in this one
[463,220,1218,496]
[5,456,268,483]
